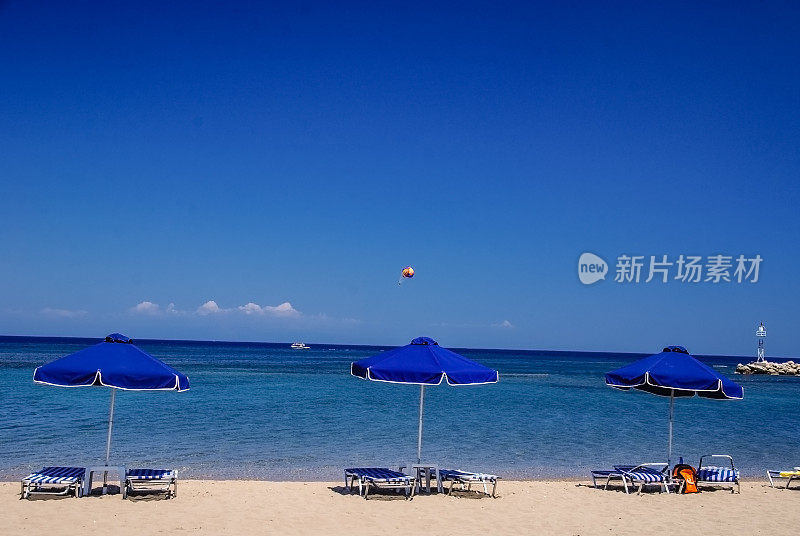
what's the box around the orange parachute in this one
[399,266,415,285]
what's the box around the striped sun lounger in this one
[590,466,635,489]
[438,469,500,497]
[696,455,740,493]
[618,464,672,495]
[344,468,415,499]
[124,468,177,499]
[767,468,800,489]
[20,466,85,499]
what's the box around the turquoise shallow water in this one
[1,336,798,480]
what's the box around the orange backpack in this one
[672,464,698,493]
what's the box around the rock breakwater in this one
[735,361,800,375]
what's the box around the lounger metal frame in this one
[617,463,672,495]
[591,470,615,489]
[344,468,416,499]
[767,469,800,489]
[438,469,499,498]
[124,469,178,499]
[591,466,635,490]
[696,455,740,494]
[20,467,85,499]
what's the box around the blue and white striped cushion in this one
[697,467,739,482]
[24,467,85,484]
[439,469,497,482]
[345,468,410,483]
[127,469,174,480]
[625,469,665,482]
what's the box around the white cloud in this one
[237,301,301,318]
[270,302,301,317]
[132,301,160,315]
[40,307,88,319]
[239,302,262,315]
[131,301,187,316]
[494,319,514,329]
[128,299,304,319]
[197,300,223,315]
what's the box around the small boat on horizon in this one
[290,342,310,349]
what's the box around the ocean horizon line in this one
[0,334,779,362]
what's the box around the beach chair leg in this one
[406,479,415,499]
[491,479,497,498]
[447,479,455,496]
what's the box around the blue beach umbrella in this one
[351,337,498,463]
[605,345,743,466]
[33,333,189,467]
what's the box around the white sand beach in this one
[3,480,799,535]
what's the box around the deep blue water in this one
[1,336,798,480]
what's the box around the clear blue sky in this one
[1,1,798,355]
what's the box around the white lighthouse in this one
[756,322,767,362]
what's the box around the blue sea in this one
[1,336,798,480]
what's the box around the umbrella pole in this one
[668,390,674,469]
[106,387,116,465]
[417,384,425,464]
[104,387,117,493]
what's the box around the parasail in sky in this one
[399,266,415,285]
